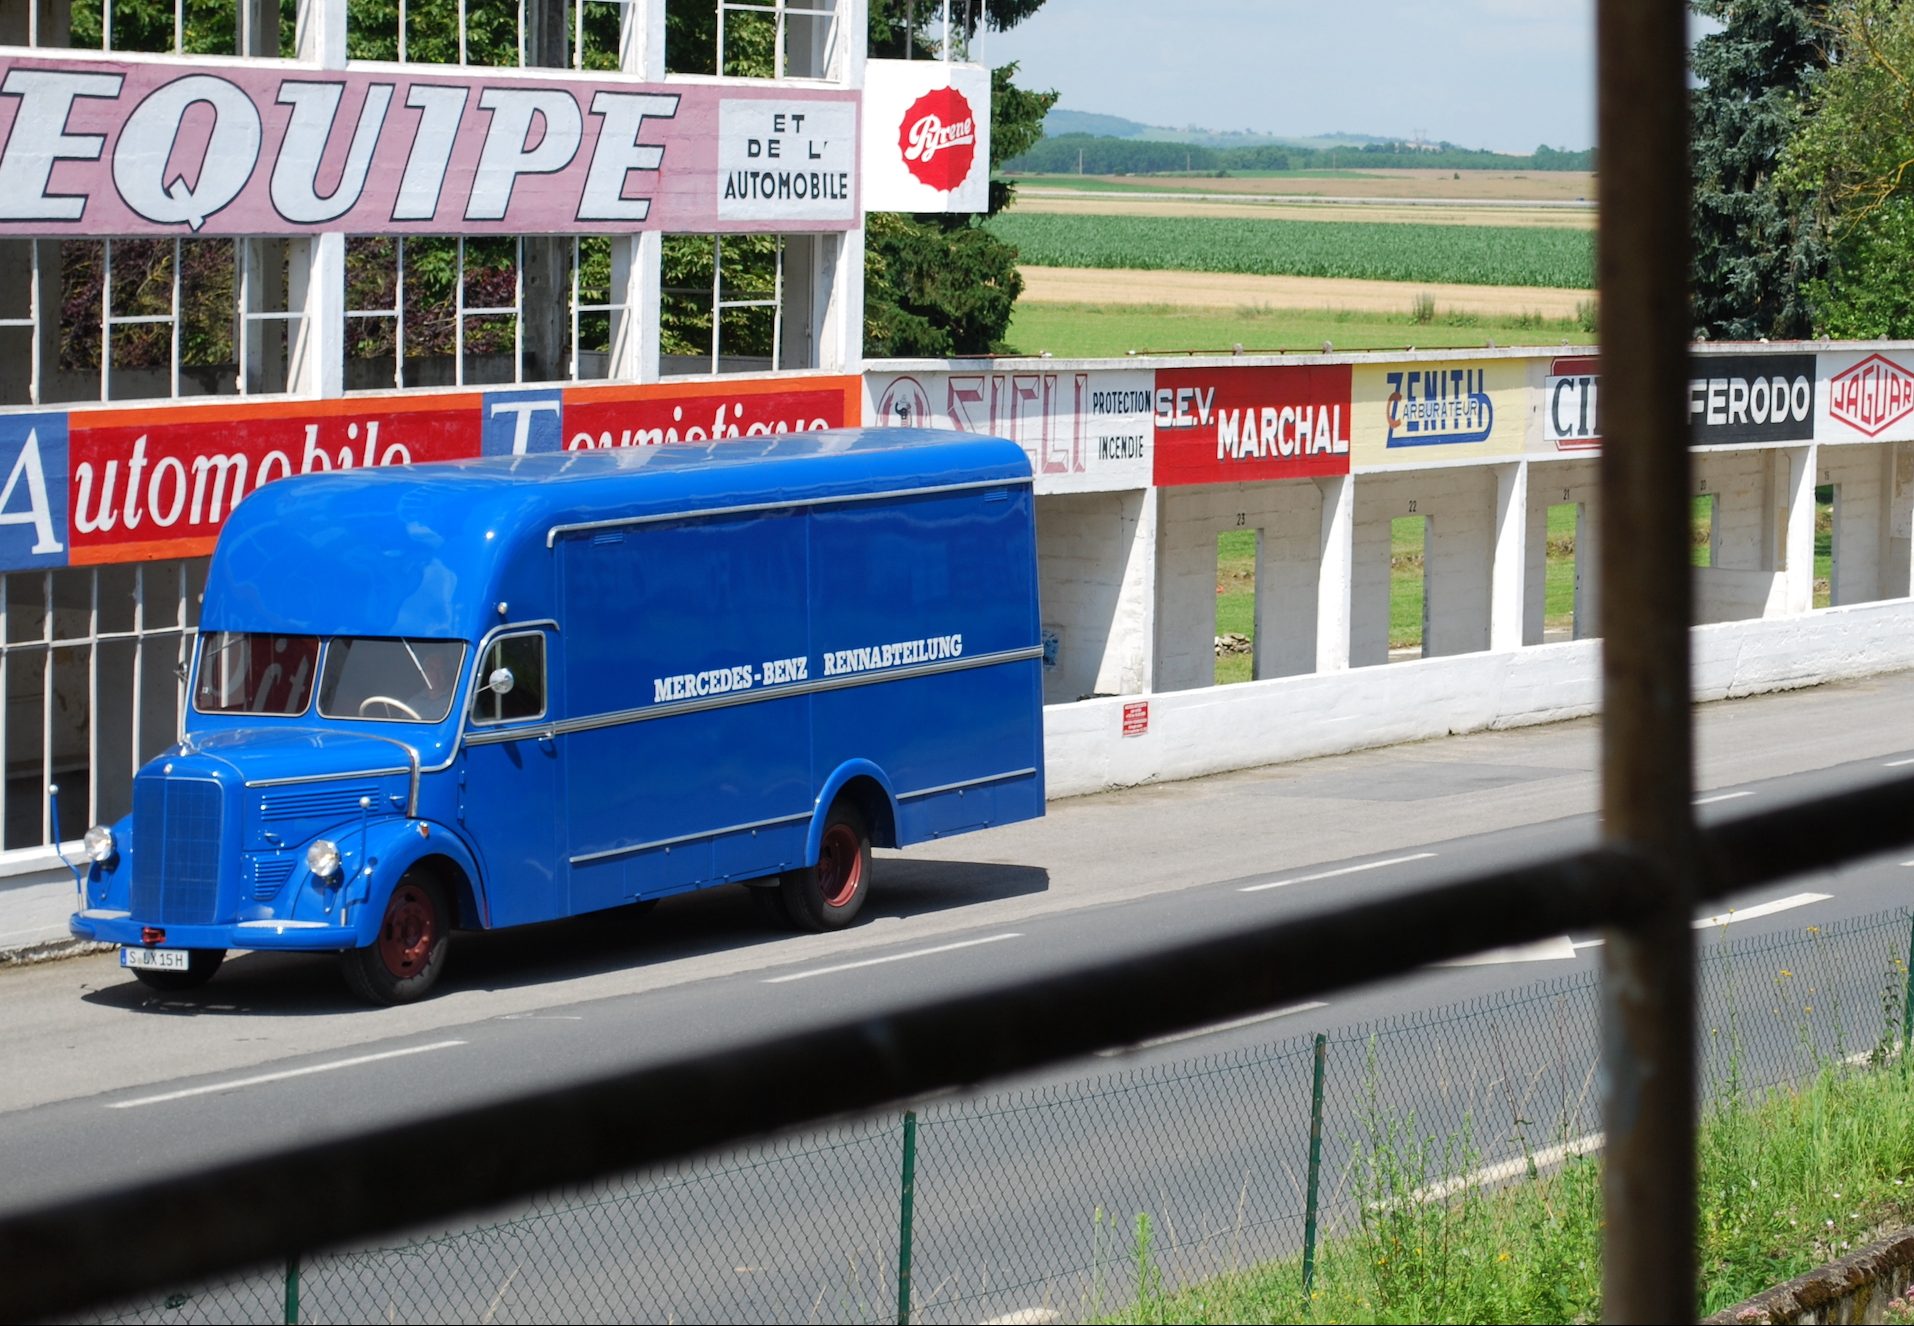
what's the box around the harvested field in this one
[1011,190,1593,230]
[1017,267,1595,321]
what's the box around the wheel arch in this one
[809,761,899,860]
[344,822,487,946]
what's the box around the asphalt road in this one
[8,672,1914,1321]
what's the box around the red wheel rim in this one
[816,824,863,909]
[377,883,437,978]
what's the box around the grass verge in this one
[1101,1053,1914,1324]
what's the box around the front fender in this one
[300,819,484,946]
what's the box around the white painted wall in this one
[1152,481,1324,692]
[1351,468,1496,665]
[1819,442,1889,604]
[1525,457,1602,643]
[1044,597,1914,799]
[1036,489,1154,704]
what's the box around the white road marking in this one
[1239,852,1437,893]
[1693,892,1831,930]
[763,933,1022,983]
[1096,1002,1329,1056]
[108,1040,467,1109]
[1440,936,1580,967]
[1694,790,1753,805]
[1408,1131,1605,1203]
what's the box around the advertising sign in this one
[867,368,1152,493]
[65,394,481,563]
[861,60,990,214]
[0,411,68,569]
[0,372,858,572]
[1688,352,1815,445]
[1151,365,1351,486]
[0,55,857,236]
[1352,358,1529,467]
[1540,354,1601,452]
[559,376,860,452]
[1816,350,1914,444]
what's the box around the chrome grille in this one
[130,777,224,925]
[259,786,379,822]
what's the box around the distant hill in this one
[1013,109,1594,175]
[1042,109,1424,153]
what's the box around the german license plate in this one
[120,947,189,972]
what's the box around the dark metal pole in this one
[1595,1,1698,1321]
[1301,1032,1327,1308]
[896,1110,917,1326]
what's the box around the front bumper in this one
[71,909,356,952]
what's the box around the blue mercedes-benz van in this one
[69,429,1045,1003]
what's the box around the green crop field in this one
[1004,301,1595,359]
[987,213,1594,288]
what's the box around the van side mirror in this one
[486,667,515,696]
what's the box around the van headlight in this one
[306,839,341,879]
[82,824,116,862]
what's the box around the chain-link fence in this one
[70,908,1914,1325]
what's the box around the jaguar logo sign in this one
[1828,353,1914,438]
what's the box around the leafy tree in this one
[862,1,1058,356]
[1781,0,1914,336]
[1690,0,1828,341]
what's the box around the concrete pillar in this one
[816,0,865,371]
[1490,461,1528,651]
[1314,474,1353,672]
[517,0,574,384]
[609,2,669,382]
[1777,444,1816,615]
[1883,443,1914,599]
[288,0,347,397]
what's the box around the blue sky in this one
[981,0,1599,154]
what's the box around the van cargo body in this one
[69,430,1045,1002]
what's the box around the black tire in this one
[343,872,450,1006]
[779,803,871,932]
[131,948,225,992]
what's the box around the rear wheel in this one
[779,803,871,932]
[343,872,450,1005]
[131,948,225,992]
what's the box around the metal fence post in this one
[896,1110,917,1326]
[283,1251,299,1326]
[1903,915,1914,1061]
[1302,1033,1326,1307]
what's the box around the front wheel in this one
[131,948,225,992]
[343,872,450,1005]
[778,803,871,932]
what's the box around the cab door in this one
[458,629,564,928]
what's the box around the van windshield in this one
[317,638,466,724]
[194,632,321,716]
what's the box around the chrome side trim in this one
[467,646,1043,748]
[245,767,412,788]
[569,810,814,866]
[895,767,1039,801]
[545,476,1033,548]
[565,764,1039,867]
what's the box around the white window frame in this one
[0,561,201,859]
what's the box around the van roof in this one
[202,428,1032,639]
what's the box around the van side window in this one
[472,633,546,724]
